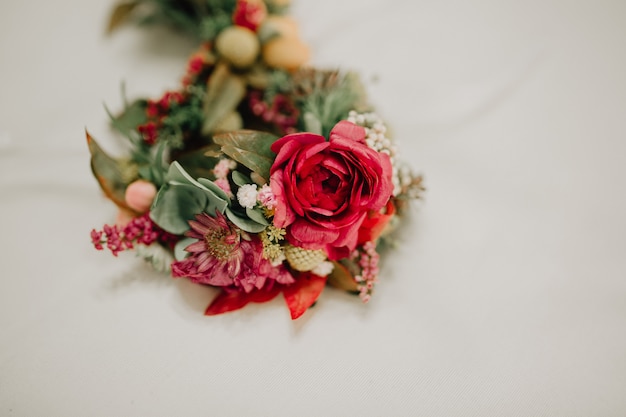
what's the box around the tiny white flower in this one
[312,261,334,277]
[237,184,258,209]
[270,251,286,267]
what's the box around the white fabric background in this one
[1,0,625,415]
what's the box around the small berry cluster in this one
[249,91,299,135]
[90,214,176,256]
[352,241,380,303]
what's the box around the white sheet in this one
[1,0,625,415]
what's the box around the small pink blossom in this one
[257,184,277,209]
[214,178,232,197]
[213,158,236,179]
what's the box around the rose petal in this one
[329,120,366,144]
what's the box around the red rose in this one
[270,121,393,260]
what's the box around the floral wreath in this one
[89,0,424,319]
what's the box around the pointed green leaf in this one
[225,208,267,233]
[86,131,137,210]
[150,183,208,234]
[202,63,247,134]
[106,99,148,137]
[213,130,278,182]
[246,207,269,226]
[303,111,322,135]
[174,237,196,261]
[231,170,251,187]
[197,177,230,201]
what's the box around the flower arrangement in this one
[90,0,423,319]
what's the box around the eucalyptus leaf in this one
[150,183,209,235]
[197,177,229,201]
[225,208,268,233]
[231,170,251,187]
[246,207,269,226]
[166,162,229,213]
[174,237,196,261]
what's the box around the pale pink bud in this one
[125,180,157,213]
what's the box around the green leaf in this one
[197,177,229,201]
[150,162,230,234]
[213,130,278,183]
[225,208,267,233]
[201,63,247,134]
[231,170,251,187]
[174,237,196,261]
[303,112,322,135]
[175,144,221,179]
[106,99,148,138]
[246,207,269,226]
[86,131,138,211]
[166,162,229,214]
[150,183,208,234]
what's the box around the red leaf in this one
[357,199,396,244]
[205,290,251,316]
[205,286,282,316]
[283,272,328,320]
[250,285,282,303]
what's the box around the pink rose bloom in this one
[270,121,393,260]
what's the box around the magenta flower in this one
[171,212,293,292]
[270,121,394,260]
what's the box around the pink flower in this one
[171,212,293,292]
[257,184,277,209]
[214,178,232,197]
[270,121,393,260]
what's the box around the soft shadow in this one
[103,257,173,291]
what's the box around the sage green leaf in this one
[86,131,137,211]
[213,130,278,182]
[246,207,269,226]
[197,177,229,201]
[106,99,148,138]
[166,162,228,213]
[303,112,322,135]
[231,170,251,187]
[174,237,196,261]
[202,63,246,134]
[225,208,267,233]
[150,183,208,234]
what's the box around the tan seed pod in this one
[215,26,260,69]
[262,35,310,71]
[284,245,327,271]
